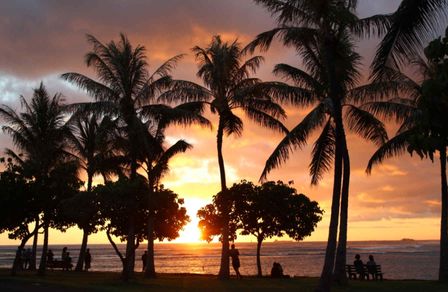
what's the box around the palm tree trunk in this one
[216,119,230,280]
[316,101,344,292]
[38,220,49,276]
[75,173,93,272]
[333,141,350,284]
[75,228,89,271]
[122,215,136,281]
[256,236,263,277]
[144,215,156,278]
[439,147,448,281]
[30,218,39,271]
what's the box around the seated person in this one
[354,254,365,279]
[366,255,377,275]
[271,262,290,278]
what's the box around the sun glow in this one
[174,198,206,243]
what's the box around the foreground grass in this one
[1,269,447,291]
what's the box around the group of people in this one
[47,247,91,271]
[14,247,33,270]
[354,254,378,279]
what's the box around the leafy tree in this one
[96,177,189,271]
[235,180,322,277]
[0,159,41,275]
[177,35,288,279]
[198,180,322,277]
[62,34,196,280]
[366,33,448,281]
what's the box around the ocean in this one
[0,240,439,280]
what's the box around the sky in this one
[0,0,444,245]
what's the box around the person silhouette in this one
[85,248,92,271]
[354,254,365,279]
[141,251,147,272]
[229,244,242,278]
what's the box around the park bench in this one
[47,260,73,271]
[346,264,383,280]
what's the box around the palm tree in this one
[139,101,210,278]
[61,34,201,280]
[172,35,288,279]
[0,83,72,275]
[67,114,121,271]
[365,52,448,280]
[372,0,448,80]
[250,1,391,289]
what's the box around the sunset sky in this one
[0,0,443,245]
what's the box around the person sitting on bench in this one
[354,254,365,279]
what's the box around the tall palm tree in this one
[139,101,210,278]
[67,114,121,271]
[61,34,200,280]
[172,35,288,279]
[365,54,448,280]
[250,1,390,290]
[372,0,448,80]
[0,83,72,275]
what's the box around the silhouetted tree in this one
[0,83,76,275]
[62,34,199,280]
[366,33,448,281]
[0,158,41,275]
[233,180,322,277]
[178,35,288,279]
[96,177,189,273]
[66,114,121,271]
[198,180,322,277]
[249,2,390,288]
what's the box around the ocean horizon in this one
[0,240,439,280]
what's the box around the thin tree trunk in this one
[333,141,350,284]
[316,100,344,292]
[216,120,230,280]
[30,217,39,271]
[144,215,156,278]
[38,220,49,276]
[75,228,89,271]
[439,147,448,281]
[256,236,263,277]
[106,227,125,265]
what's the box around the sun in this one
[174,198,207,243]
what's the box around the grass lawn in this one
[1,269,448,291]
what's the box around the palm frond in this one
[344,104,388,146]
[310,119,335,185]
[366,130,414,174]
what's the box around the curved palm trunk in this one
[439,147,448,281]
[75,174,93,272]
[333,141,350,284]
[30,218,39,271]
[256,236,263,277]
[37,220,49,276]
[216,119,230,280]
[316,101,344,292]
